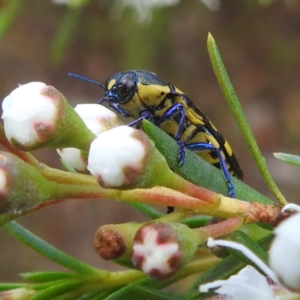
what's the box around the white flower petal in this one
[200,266,275,300]
[216,266,275,300]
[270,213,300,291]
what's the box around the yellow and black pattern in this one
[69,70,243,197]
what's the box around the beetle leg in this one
[186,143,235,198]
[156,103,187,166]
[109,103,132,118]
[127,110,154,127]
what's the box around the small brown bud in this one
[94,226,127,260]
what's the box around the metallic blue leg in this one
[109,103,132,118]
[186,143,235,198]
[127,110,153,126]
[156,103,187,166]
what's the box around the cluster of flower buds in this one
[57,103,123,172]
[94,220,202,279]
[1,81,296,294]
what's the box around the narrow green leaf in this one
[130,285,193,300]
[103,276,174,300]
[207,33,287,206]
[103,259,206,300]
[49,8,81,66]
[126,202,163,219]
[81,290,115,300]
[5,221,103,275]
[48,290,82,300]
[274,152,300,167]
[112,258,137,270]
[79,291,106,300]
[0,0,22,39]
[226,231,271,264]
[143,120,272,204]
[21,272,77,283]
[180,216,211,228]
[30,280,83,300]
[0,283,28,291]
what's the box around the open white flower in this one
[200,265,276,300]
[199,205,300,300]
[269,205,300,292]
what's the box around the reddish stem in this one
[199,217,243,239]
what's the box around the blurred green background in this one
[1,0,300,287]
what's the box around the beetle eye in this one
[115,74,136,101]
[116,83,130,97]
[106,73,136,103]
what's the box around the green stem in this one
[0,0,23,39]
[207,33,287,206]
[198,217,243,239]
[40,165,98,186]
[90,270,145,290]
[126,202,163,219]
[104,255,220,299]
[4,221,105,276]
[50,8,81,66]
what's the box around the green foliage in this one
[0,31,292,299]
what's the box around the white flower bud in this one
[57,104,122,172]
[132,222,199,280]
[269,213,300,292]
[2,82,57,149]
[132,223,180,280]
[2,82,96,151]
[57,147,88,172]
[87,126,147,188]
[0,287,35,300]
[74,104,120,136]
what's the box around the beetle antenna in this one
[68,73,105,90]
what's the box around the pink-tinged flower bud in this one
[74,104,122,136]
[0,287,35,300]
[269,213,300,292]
[0,151,63,222]
[87,126,171,189]
[2,82,95,151]
[57,104,122,172]
[132,222,198,280]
